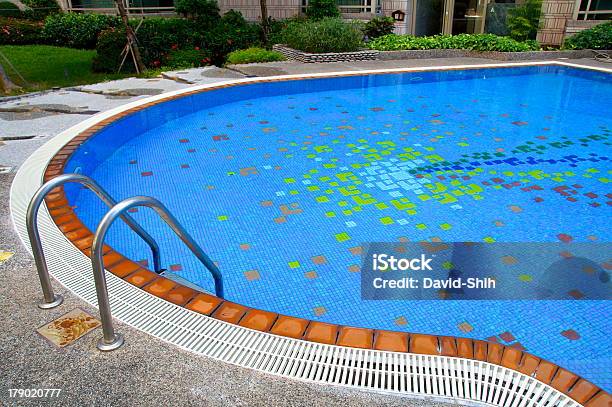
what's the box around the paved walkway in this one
[0,57,607,406]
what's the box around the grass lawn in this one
[0,45,133,94]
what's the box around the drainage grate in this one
[11,62,604,407]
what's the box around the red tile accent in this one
[561,329,580,340]
[337,327,374,349]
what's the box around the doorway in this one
[448,0,487,34]
[413,0,488,35]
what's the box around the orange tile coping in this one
[239,309,277,332]
[40,73,610,406]
[270,315,309,339]
[186,293,222,315]
[212,301,248,324]
[374,330,408,352]
[303,321,338,344]
[337,327,373,349]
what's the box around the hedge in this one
[0,17,42,45]
[368,33,540,52]
[281,17,363,53]
[563,21,612,50]
[93,11,260,72]
[226,47,285,64]
[42,13,120,49]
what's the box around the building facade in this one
[55,0,611,46]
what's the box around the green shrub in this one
[197,10,260,66]
[0,2,22,18]
[267,15,305,45]
[92,27,128,73]
[282,17,363,53]
[305,0,339,20]
[363,16,394,39]
[368,33,540,52]
[174,0,220,27]
[133,17,197,67]
[0,16,42,44]
[93,11,259,72]
[226,47,285,64]
[563,21,612,50]
[506,0,542,41]
[21,0,59,20]
[165,47,210,69]
[42,13,119,49]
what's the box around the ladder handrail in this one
[91,195,224,351]
[27,173,162,309]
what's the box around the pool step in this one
[160,270,210,294]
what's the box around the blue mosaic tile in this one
[65,66,611,390]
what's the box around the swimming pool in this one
[56,64,611,391]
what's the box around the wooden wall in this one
[536,0,576,46]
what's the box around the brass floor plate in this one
[0,250,15,264]
[37,308,101,348]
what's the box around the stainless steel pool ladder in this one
[27,174,162,310]
[91,195,224,351]
[27,174,224,351]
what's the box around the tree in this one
[0,63,21,94]
[260,0,269,45]
[507,0,543,41]
[114,0,145,73]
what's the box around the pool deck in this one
[0,57,609,406]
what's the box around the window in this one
[575,0,612,20]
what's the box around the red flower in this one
[171,44,178,50]
[194,46,200,50]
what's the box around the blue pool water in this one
[65,66,611,389]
